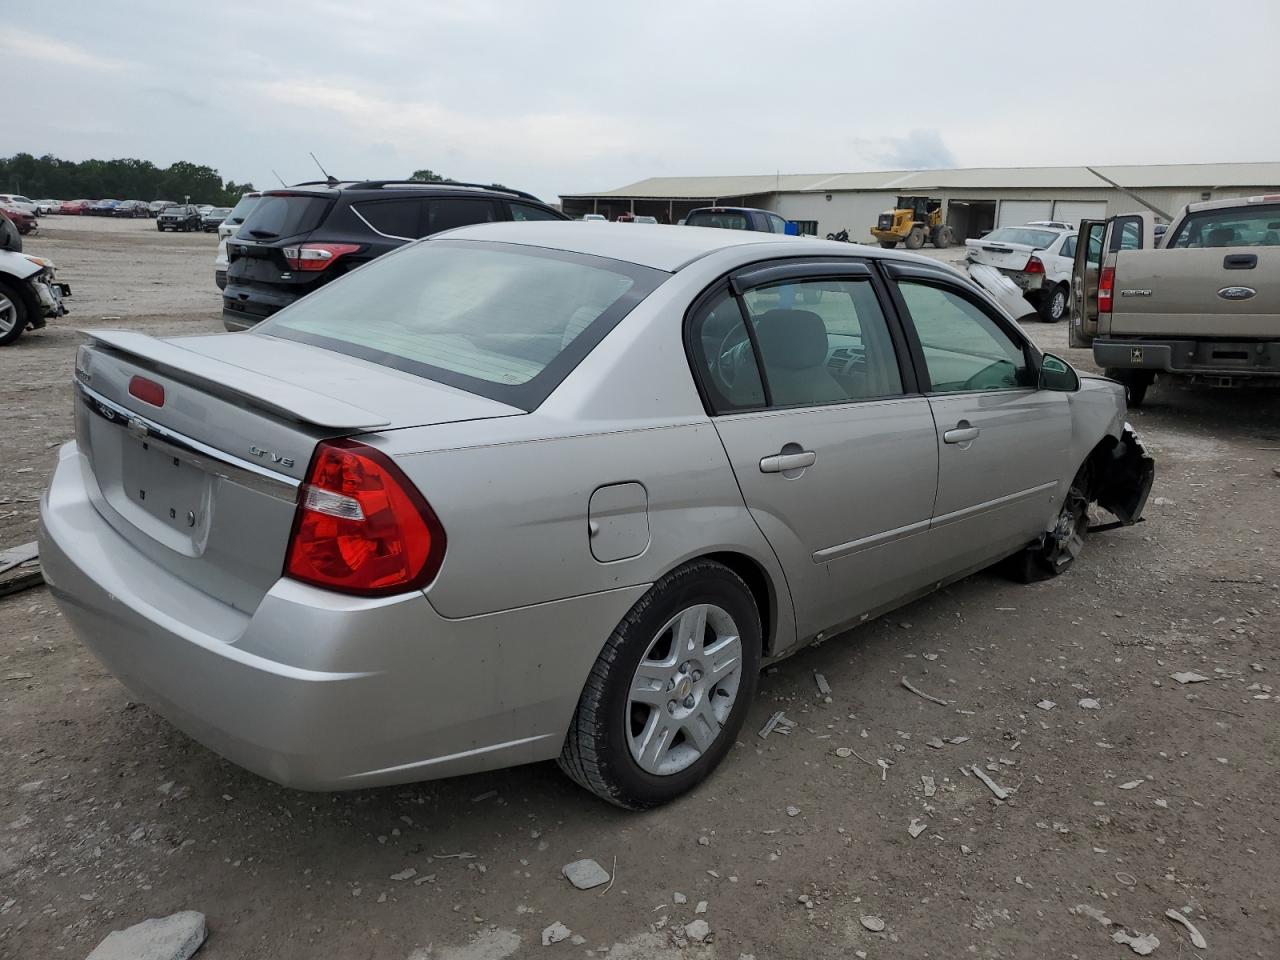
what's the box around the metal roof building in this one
[561,162,1280,240]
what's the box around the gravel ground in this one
[1,218,1277,959]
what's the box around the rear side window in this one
[354,199,422,239]
[686,211,750,230]
[510,202,562,222]
[1166,204,1280,248]
[225,195,261,226]
[258,241,664,410]
[239,194,331,240]
[426,198,499,234]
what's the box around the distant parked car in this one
[1,205,37,235]
[113,200,150,218]
[214,193,263,289]
[581,213,607,222]
[0,195,38,217]
[60,199,91,215]
[89,200,120,216]
[149,200,176,217]
[684,206,791,234]
[196,204,214,215]
[35,200,59,215]
[202,206,232,232]
[222,179,566,329]
[156,204,202,232]
[964,223,1084,322]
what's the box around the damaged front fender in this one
[1092,424,1155,524]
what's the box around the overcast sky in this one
[5,0,1277,202]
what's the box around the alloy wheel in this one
[627,603,743,776]
[0,293,17,336]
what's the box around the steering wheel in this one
[716,325,750,388]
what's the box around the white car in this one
[0,194,39,217]
[35,199,59,215]
[964,224,1094,322]
[213,192,262,289]
[581,213,607,222]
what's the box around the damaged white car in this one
[966,224,1091,322]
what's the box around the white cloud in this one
[0,29,130,72]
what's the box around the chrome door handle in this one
[943,422,980,444]
[760,450,817,473]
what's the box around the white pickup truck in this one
[1070,197,1280,405]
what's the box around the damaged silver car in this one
[39,223,1153,809]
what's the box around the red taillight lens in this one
[1098,266,1115,313]
[128,375,165,407]
[1026,255,1045,274]
[281,242,360,272]
[284,440,446,596]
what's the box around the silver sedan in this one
[39,222,1153,808]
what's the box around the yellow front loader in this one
[870,196,954,249]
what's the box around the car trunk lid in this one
[74,330,521,614]
[964,237,1036,272]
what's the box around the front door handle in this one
[943,421,980,444]
[760,450,817,473]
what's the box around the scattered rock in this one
[1079,698,1102,710]
[907,818,927,839]
[562,859,611,890]
[695,900,707,914]
[1074,903,1112,926]
[673,892,687,904]
[921,775,936,797]
[85,911,206,960]
[1036,699,1057,711]
[1118,780,1144,790]
[542,922,571,946]
[859,915,885,932]
[684,919,711,942]
[1164,909,1207,949]
[697,836,710,847]
[786,805,800,817]
[389,868,417,882]
[970,765,1010,801]
[925,737,945,749]
[1111,929,1159,955]
[1170,672,1210,684]
[813,672,831,696]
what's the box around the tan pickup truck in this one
[1070,196,1280,405]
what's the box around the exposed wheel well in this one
[703,551,776,657]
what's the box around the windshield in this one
[238,194,330,239]
[686,210,750,230]
[981,227,1060,248]
[225,195,261,225]
[207,208,231,217]
[259,240,665,409]
[1166,204,1280,248]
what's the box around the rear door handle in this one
[943,421,980,444]
[760,450,817,473]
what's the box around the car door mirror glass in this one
[1038,353,1079,392]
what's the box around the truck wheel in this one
[931,226,953,248]
[1105,369,1154,407]
[1040,284,1069,322]
[879,240,899,249]
[0,280,31,346]
[559,559,761,810]
[904,227,925,250]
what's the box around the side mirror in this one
[1038,353,1079,392]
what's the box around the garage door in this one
[1052,201,1107,226]
[997,200,1052,227]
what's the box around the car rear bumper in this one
[39,441,646,790]
[1094,337,1280,380]
[221,283,297,330]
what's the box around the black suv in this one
[157,205,202,232]
[221,180,567,331]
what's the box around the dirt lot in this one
[2,218,1277,959]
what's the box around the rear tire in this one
[931,226,953,248]
[1104,368,1154,407]
[1040,284,1069,322]
[0,280,31,346]
[559,559,761,810]
[904,226,925,250]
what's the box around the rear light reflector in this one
[1026,255,1045,274]
[128,375,165,407]
[282,242,360,271]
[1098,266,1115,314]
[284,440,446,596]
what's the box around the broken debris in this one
[542,922,571,946]
[859,916,885,932]
[970,765,1010,801]
[813,672,831,696]
[901,676,949,706]
[1036,700,1057,711]
[1163,909,1207,949]
[562,858,611,891]
[1111,929,1159,955]
[1078,698,1102,710]
[85,911,206,960]
[921,775,936,797]
[1170,672,1210,684]
[907,818,927,839]
[684,919,711,942]
[758,711,797,739]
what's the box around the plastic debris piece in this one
[907,818,927,838]
[562,859,611,890]
[814,672,831,696]
[1164,909,1207,949]
[921,775,936,797]
[1170,672,1210,684]
[1111,929,1159,955]
[859,916,885,932]
[901,676,949,706]
[970,765,1010,801]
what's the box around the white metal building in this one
[560,162,1280,239]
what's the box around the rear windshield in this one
[238,194,331,240]
[1166,204,1280,248]
[686,210,751,230]
[258,240,666,410]
[981,227,1060,248]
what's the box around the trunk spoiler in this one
[81,330,391,430]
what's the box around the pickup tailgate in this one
[72,330,521,614]
[1109,248,1280,337]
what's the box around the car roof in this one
[435,221,956,273]
[687,206,769,214]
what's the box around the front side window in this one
[1166,204,1280,248]
[897,280,1030,393]
[259,241,663,410]
[767,214,789,234]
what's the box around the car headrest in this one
[1207,227,1236,246]
[753,309,829,369]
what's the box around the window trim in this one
[683,257,922,416]
[879,261,1041,396]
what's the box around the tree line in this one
[0,153,256,206]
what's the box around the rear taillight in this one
[128,375,165,407]
[284,440,445,596]
[281,242,360,272]
[1026,255,1045,274]
[1098,266,1115,314]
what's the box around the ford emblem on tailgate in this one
[1218,286,1256,301]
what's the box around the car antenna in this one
[309,152,339,187]
[272,169,287,188]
